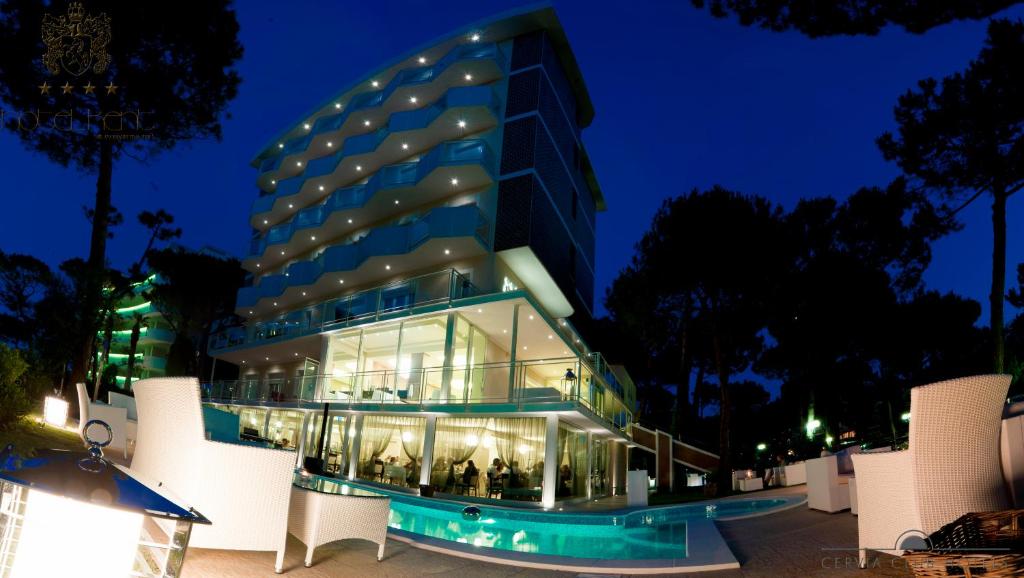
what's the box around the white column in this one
[541,414,559,508]
[317,335,333,399]
[585,432,593,500]
[295,411,311,468]
[419,415,438,488]
[347,414,364,481]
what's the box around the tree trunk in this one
[101,312,113,370]
[693,364,705,419]
[991,189,1007,373]
[673,325,692,441]
[126,316,142,390]
[71,140,114,392]
[712,329,731,497]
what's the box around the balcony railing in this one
[256,42,505,173]
[210,268,479,352]
[238,204,490,308]
[201,357,633,432]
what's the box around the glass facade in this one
[430,417,546,502]
[355,415,426,488]
[556,423,587,500]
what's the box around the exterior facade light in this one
[470,33,480,42]
[465,73,473,81]
[43,396,69,428]
[303,123,310,130]
[756,443,767,451]
[371,80,379,87]
[334,103,341,109]
[457,120,466,128]
[409,96,417,104]
[326,141,333,148]
[901,411,911,422]
[0,422,209,578]
[417,56,426,64]
[295,161,302,167]
[825,435,834,446]
[278,143,284,148]
[401,143,409,150]
[363,120,371,126]
[806,418,821,439]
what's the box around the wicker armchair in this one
[852,375,1011,567]
[130,377,295,573]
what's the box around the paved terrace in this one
[182,486,912,578]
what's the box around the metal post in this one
[314,403,329,469]
[440,313,456,401]
[585,431,593,500]
[295,411,311,469]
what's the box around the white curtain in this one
[358,416,395,470]
[494,417,545,474]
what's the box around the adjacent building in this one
[206,6,640,508]
[100,275,173,388]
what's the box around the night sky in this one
[2,0,1022,323]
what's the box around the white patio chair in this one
[852,375,1011,566]
[76,382,135,459]
[130,377,295,573]
[806,455,851,513]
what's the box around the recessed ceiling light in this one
[256,263,261,268]
[457,120,466,128]
[294,352,299,356]
[503,329,507,334]
[338,279,344,284]
[303,123,310,130]
[529,315,535,320]
[249,310,254,315]
[318,185,325,191]
[385,265,391,270]
[301,291,306,296]
[363,120,371,127]
[356,165,362,171]
[278,143,284,148]
[326,141,333,148]
[334,103,342,109]
[371,80,379,87]
[444,249,450,255]
[263,219,268,225]
[450,178,459,186]
[296,161,302,167]
[272,302,277,307]
[548,335,553,339]
[401,143,409,150]
[522,345,527,350]
[288,203,293,208]
[271,179,276,185]
[418,56,426,64]
[310,235,316,241]
[265,356,270,361]
[394,199,399,204]
[470,33,480,42]
[464,73,473,81]
[347,218,353,224]
[409,96,417,104]
[280,250,285,255]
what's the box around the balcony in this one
[238,204,490,311]
[201,357,633,432]
[247,138,496,267]
[103,326,175,346]
[211,268,478,352]
[255,42,505,176]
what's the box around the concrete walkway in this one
[182,494,911,578]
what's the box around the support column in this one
[507,304,520,401]
[347,414,364,481]
[340,413,352,476]
[295,411,311,469]
[317,335,333,399]
[440,313,456,401]
[419,415,438,489]
[541,414,559,508]
[585,432,593,500]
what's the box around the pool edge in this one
[386,517,740,575]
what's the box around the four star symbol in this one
[36,79,123,96]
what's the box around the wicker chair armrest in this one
[852,450,919,554]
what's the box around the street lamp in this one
[0,420,210,577]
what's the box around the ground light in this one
[0,420,210,577]
[43,395,69,427]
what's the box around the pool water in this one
[339,480,791,561]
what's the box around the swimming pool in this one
[323,477,803,573]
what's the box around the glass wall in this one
[430,417,545,501]
[355,415,426,488]
[238,407,268,439]
[396,316,447,402]
[556,423,587,500]
[591,437,610,497]
[300,412,351,475]
[266,409,304,449]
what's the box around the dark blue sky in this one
[2,0,1021,322]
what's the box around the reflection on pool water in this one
[331,479,792,561]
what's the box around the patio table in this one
[288,474,391,567]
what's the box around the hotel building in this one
[205,6,647,508]
[100,275,173,388]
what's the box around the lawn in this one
[0,414,84,456]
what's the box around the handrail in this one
[200,357,634,432]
